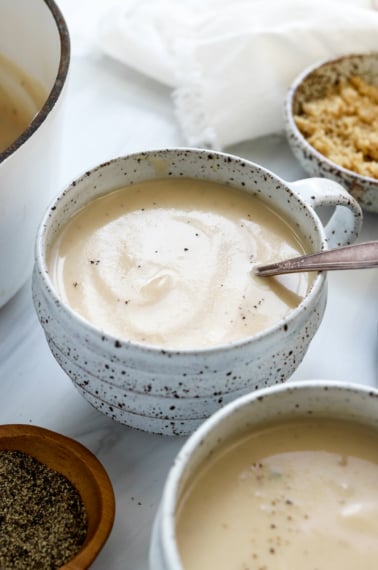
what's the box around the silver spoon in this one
[255,241,378,277]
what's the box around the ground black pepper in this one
[0,450,87,569]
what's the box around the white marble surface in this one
[1,2,378,569]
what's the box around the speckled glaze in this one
[285,52,378,213]
[150,380,378,569]
[32,149,362,436]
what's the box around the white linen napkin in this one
[96,0,378,148]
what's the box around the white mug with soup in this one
[33,148,362,435]
[151,380,378,570]
[0,0,70,307]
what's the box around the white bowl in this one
[285,52,378,213]
[150,380,378,569]
[32,148,362,435]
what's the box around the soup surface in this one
[0,53,45,153]
[176,418,378,570]
[48,178,312,349]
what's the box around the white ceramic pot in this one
[32,149,362,435]
[0,0,70,307]
[150,380,378,569]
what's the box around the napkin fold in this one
[97,0,378,148]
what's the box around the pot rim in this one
[0,0,71,164]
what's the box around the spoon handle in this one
[255,241,378,277]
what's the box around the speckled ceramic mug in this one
[149,380,378,568]
[285,52,378,213]
[32,148,362,435]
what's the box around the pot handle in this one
[288,178,363,249]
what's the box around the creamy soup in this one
[176,418,378,570]
[0,53,45,153]
[48,178,312,349]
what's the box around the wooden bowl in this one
[0,424,115,569]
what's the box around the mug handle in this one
[288,178,363,249]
